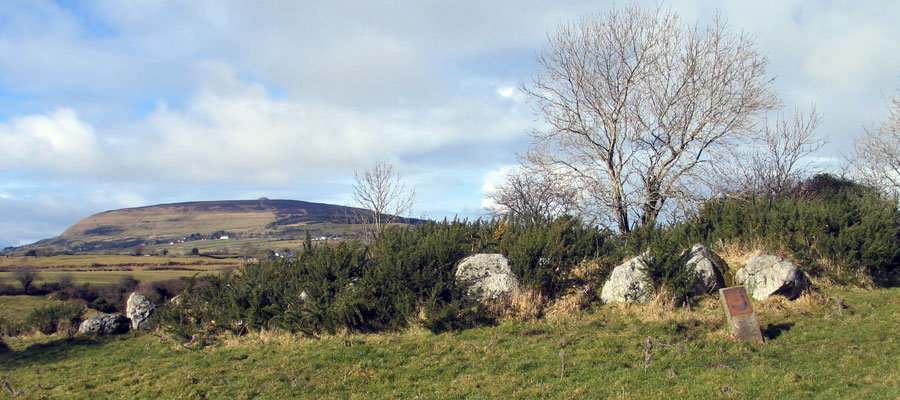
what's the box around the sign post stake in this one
[719,286,764,343]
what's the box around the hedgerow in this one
[689,174,900,286]
[155,218,615,339]
[153,177,900,343]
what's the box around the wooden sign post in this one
[719,286,763,343]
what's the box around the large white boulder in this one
[735,254,809,300]
[455,254,518,300]
[600,254,654,304]
[126,292,155,330]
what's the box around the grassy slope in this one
[1,287,898,399]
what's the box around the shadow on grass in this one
[0,335,115,368]
[763,322,794,340]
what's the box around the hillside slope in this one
[9,199,417,254]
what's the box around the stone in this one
[684,244,726,294]
[455,254,518,300]
[600,254,653,304]
[735,254,809,301]
[78,314,130,335]
[719,286,764,343]
[126,292,155,330]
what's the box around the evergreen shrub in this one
[155,217,616,340]
[500,216,613,296]
[25,303,85,336]
[691,174,900,286]
[630,227,699,306]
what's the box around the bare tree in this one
[720,107,826,196]
[352,160,416,235]
[12,267,39,293]
[522,4,779,233]
[487,167,578,223]
[851,91,900,199]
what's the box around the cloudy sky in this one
[1,0,899,248]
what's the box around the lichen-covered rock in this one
[684,244,726,294]
[600,254,653,304]
[126,292,155,329]
[735,255,809,300]
[455,254,518,300]
[78,314,130,335]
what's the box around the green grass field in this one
[1,287,898,399]
[0,296,76,325]
[0,255,241,287]
[0,296,102,327]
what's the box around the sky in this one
[1,0,900,248]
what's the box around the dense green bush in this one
[25,303,85,336]
[499,216,613,296]
[690,174,900,286]
[157,224,486,338]
[155,217,617,340]
[631,227,699,306]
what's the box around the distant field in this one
[150,237,323,256]
[0,254,241,286]
[0,254,233,268]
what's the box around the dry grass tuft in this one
[544,285,594,320]
[753,290,827,317]
[712,238,766,276]
[570,259,611,283]
[602,296,722,325]
[219,329,315,349]
[487,285,547,320]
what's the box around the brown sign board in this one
[722,286,754,316]
[719,286,764,343]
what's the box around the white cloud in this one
[0,108,99,174]
[3,0,900,247]
[108,68,532,185]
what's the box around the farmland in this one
[0,255,240,287]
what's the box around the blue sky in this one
[1,0,900,248]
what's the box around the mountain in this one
[7,199,420,255]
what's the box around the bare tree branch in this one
[522,5,779,233]
[717,106,826,196]
[851,91,900,199]
[352,160,416,235]
[487,167,578,223]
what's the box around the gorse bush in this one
[499,216,614,296]
[25,303,85,337]
[156,218,614,340]
[632,227,699,306]
[690,174,900,286]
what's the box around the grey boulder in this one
[601,246,726,304]
[735,254,809,300]
[455,254,518,300]
[78,314,131,335]
[684,244,726,294]
[600,254,653,304]
[126,292,155,329]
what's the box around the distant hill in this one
[6,199,421,255]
